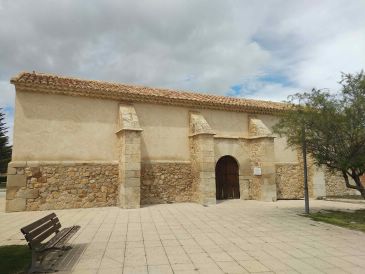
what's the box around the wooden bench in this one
[20,213,80,273]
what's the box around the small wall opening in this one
[215,155,240,200]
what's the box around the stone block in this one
[201,197,216,206]
[8,161,26,168]
[199,172,214,179]
[6,198,26,212]
[125,154,141,163]
[62,161,76,166]
[126,177,140,187]
[120,186,140,208]
[16,189,39,199]
[7,175,27,187]
[313,167,326,198]
[27,161,40,167]
[261,181,277,202]
[124,144,140,155]
[260,165,276,174]
[6,186,19,200]
[198,162,215,172]
[125,135,141,144]
[7,166,17,175]
[239,179,250,200]
[125,170,140,178]
[202,151,214,158]
[202,180,215,192]
[126,162,141,171]
[313,186,326,198]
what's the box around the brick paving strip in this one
[1,193,365,274]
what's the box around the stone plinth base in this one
[141,162,193,204]
[6,161,119,212]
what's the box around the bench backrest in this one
[20,213,61,249]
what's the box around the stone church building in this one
[5,72,355,212]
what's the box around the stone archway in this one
[215,156,240,200]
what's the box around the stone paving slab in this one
[1,192,365,273]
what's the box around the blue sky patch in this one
[4,106,14,115]
[258,73,292,87]
[228,84,243,96]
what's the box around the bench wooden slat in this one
[20,213,81,273]
[42,226,80,250]
[21,213,57,234]
[43,227,72,250]
[25,218,60,241]
[31,223,62,247]
[54,226,80,249]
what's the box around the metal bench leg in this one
[28,251,55,273]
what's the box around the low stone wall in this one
[141,162,193,204]
[276,163,303,199]
[6,161,119,211]
[325,170,359,197]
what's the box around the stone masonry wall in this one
[248,137,276,201]
[141,162,193,204]
[325,170,359,197]
[6,162,119,211]
[276,163,303,199]
[248,140,263,200]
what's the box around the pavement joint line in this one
[0,198,364,273]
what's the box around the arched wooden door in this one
[215,156,240,200]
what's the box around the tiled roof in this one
[10,71,286,114]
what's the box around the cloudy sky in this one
[1,0,365,143]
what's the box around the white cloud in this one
[293,30,365,91]
[0,81,15,108]
[236,78,297,102]
[0,0,274,94]
[0,81,15,144]
[0,0,364,145]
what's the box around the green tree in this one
[274,71,365,199]
[0,108,12,178]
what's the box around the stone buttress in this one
[116,104,143,208]
[189,112,216,205]
[247,117,277,201]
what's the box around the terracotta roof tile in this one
[10,71,286,114]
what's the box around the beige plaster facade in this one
[5,72,357,212]
[12,90,119,161]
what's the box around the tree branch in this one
[342,170,358,190]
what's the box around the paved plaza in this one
[1,193,365,274]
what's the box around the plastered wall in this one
[257,114,298,163]
[214,138,251,175]
[12,91,298,165]
[12,90,119,161]
[134,103,190,161]
[200,109,248,137]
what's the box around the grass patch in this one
[308,209,365,232]
[0,245,30,274]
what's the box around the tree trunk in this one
[342,171,365,199]
[353,175,365,199]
